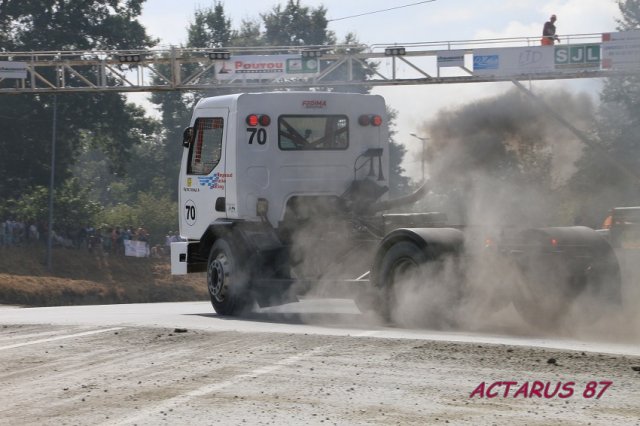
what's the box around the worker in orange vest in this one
[541,14,560,46]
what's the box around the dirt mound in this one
[0,245,208,306]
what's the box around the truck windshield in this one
[188,117,224,175]
[278,115,348,150]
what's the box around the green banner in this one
[555,44,600,70]
[286,57,319,74]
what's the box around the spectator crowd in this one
[1,218,182,258]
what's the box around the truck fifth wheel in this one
[171,92,622,326]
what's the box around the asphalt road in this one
[1,300,639,425]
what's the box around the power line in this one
[328,0,437,22]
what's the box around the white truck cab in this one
[171,92,390,312]
[176,92,388,236]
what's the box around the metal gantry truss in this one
[0,33,612,95]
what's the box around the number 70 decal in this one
[184,200,196,226]
[247,128,267,145]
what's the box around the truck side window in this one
[187,117,224,175]
[278,115,348,150]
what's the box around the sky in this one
[137,0,622,178]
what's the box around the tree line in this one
[1,0,639,241]
[0,0,409,244]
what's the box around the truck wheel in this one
[365,240,428,322]
[510,227,622,329]
[510,254,577,328]
[207,239,254,316]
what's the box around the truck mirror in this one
[182,127,194,147]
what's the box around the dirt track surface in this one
[1,322,639,425]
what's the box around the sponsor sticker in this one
[302,100,327,108]
[555,45,601,69]
[473,55,499,70]
[197,172,232,189]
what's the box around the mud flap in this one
[170,241,189,275]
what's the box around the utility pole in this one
[410,133,429,182]
[47,95,57,272]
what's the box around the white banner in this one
[124,240,150,258]
[0,61,27,79]
[602,29,640,42]
[602,30,640,70]
[215,55,319,80]
[473,46,555,77]
[437,50,465,68]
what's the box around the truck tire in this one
[207,238,254,316]
[361,228,464,326]
[510,227,622,329]
[510,254,579,328]
[362,240,428,322]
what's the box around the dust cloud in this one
[390,88,640,343]
[276,88,639,345]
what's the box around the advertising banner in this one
[0,61,27,79]
[437,50,465,68]
[554,44,601,72]
[124,240,150,258]
[602,30,640,70]
[214,55,320,80]
[473,46,555,77]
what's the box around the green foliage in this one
[188,2,234,48]
[98,192,177,245]
[231,19,264,48]
[0,0,155,51]
[2,178,101,231]
[1,0,409,238]
[0,1,158,201]
[566,0,640,224]
[616,0,640,29]
[98,203,138,231]
[6,187,49,224]
[386,107,411,196]
[135,192,178,244]
[261,0,335,46]
[0,96,69,199]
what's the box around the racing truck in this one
[171,91,622,326]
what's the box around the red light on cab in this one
[247,114,270,126]
[359,114,382,126]
[246,114,259,126]
[551,238,559,248]
[259,115,271,126]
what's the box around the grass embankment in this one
[0,245,208,306]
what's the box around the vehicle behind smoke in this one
[171,92,624,329]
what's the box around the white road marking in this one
[108,345,328,426]
[355,271,370,280]
[0,326,109,343]
[0,327,123,351]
